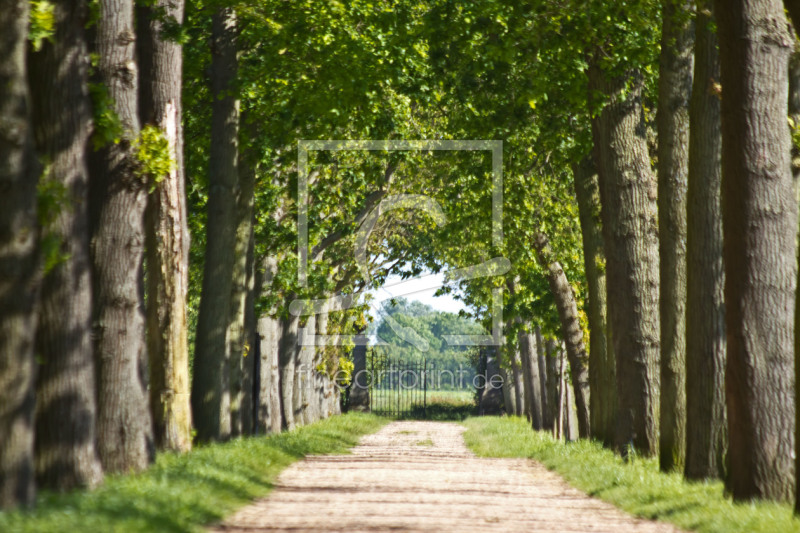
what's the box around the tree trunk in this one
[533,233,591,438]
[257,255,282,434]
[685,4,727,481]
[191,7,239,442]
[589,64,661,457]
[227,134,255,437]
[137,0,191,453]
[545,339,559,436]
[0,0,39,508]
[510,344,524,417]
[519,329,544,429]
[715,0,797,502]
[89,0,154,473]
[572,155,615,445]
[28,0,104,489]
[500,366,516,416]
[657,0,693,473]
[241,231,256,435]
[537,328,552,429]
[296,314,317,425]
[279,313,299,428]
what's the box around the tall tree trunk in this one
[227,131,255,437]
[296,314,317,425]
[89,0,154,473]
[545,339,559,435]
[279,313,299,428]
[137,0,191,453]
[533,233,591,438]
[537,328,552,429]
[685,4,727,481]
[500,366,516,416]
[0,0,39,509]
[657,0,693,473]
[191,7,239,442]
[241,231,256,434]
[28,0,104,489]
[510,344,524,417]
[589,64,661,457]
[519,328,544,430]
[785,4,800,511]
[257,255,282,434]
[572,155,615,444]
[715,0,797,502]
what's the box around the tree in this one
[137,0,192,453]
[89,0,154,472]
[715,0,796,501]
[29,0,104,489]
[657,0,693,473]
[572,155,615,445]
[684,3,726,481]
[0,0,39,509]
[191,5,240,442]
[589,64,661,457]
[532,233,590,438]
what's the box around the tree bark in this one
[227,132,255,437]
[545,338,559,436]
[572,155,615,445]
[510,344,524,417]
[519,328,544,430]
[89,0,154,473]
[191,7,239,442]
[0,0,39,509]
[500,366,516,416]
[296,314,317,425]
[536,328,552,429]
[589,64,661,457]
[715,0,797,502]
[256,255,282,434]
[533,233,591,438]
[279,313,299,428]
[28,0,104,489]
[137,0,191,453]
[241,230,256,435]
[657,0,693,473]
[685,4,727,481]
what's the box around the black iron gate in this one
[368,352,435,417]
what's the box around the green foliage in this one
[88,82,123,150]
[133,125,175,191]
[28,0,55,52]
[368,297,482,386]
[463,417,800,533]
[0,413,387,533]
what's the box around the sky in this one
[367,269,468,317]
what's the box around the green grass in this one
[463,416,800,533]
[0,413,386,533]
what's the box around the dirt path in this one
[212,421,683,533]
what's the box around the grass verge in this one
[0,413,386,533]
[463,416,800,533]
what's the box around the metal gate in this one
[368,352,435,417]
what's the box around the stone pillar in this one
[349,340,370,411]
